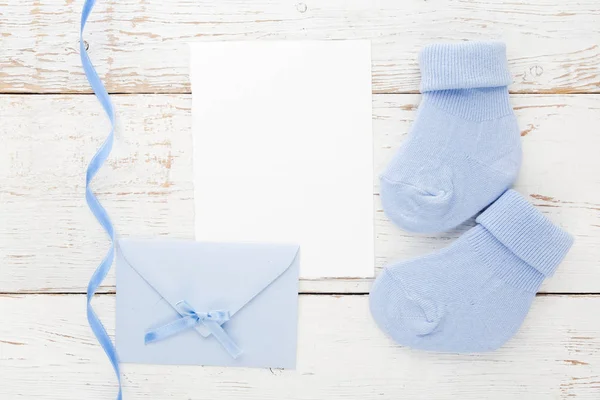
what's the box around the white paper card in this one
[190,40,374,278]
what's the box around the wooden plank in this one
[0,94,598,294]
[0,294,599,399]
[1,0,600,94]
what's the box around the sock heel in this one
[380,164,454,232]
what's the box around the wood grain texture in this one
[1,0,600,94]
[2,2,599,398]
[0,93,598,293]
[0,294,599,399]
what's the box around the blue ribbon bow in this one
[80,0,122,399]
[145,301,243,359]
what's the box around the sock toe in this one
[370,268,443,341]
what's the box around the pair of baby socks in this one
[370,42,573,352]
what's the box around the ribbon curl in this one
[145,301,243,359]
[80,0,121,398]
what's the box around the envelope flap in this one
[117,239,299,336]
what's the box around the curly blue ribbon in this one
[80,0,122,398]
[145,301,243,359]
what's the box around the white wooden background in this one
[1,1,599,399]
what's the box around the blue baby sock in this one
[369,190,573,353]
[381,42,522,233]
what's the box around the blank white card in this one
[190,41,374,278]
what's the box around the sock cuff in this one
[476,190,574,277]
[419,42,513,92]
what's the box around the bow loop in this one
[205,310,231,322]
[175,300,196,317]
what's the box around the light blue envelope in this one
[115,238,299,368]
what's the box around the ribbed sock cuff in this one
[476,190,574,277]
[419,42,513,92]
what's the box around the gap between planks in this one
[1,292,599,297]
[2,91,600,96]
